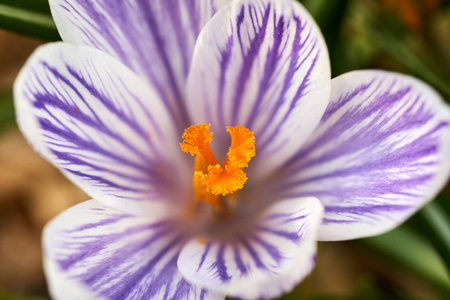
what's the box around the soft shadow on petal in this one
[43,200,225,300]
[178,197,323,299]
[273,70,450,240]
[14,43,190,217]
[186,0,331,177]
[50,0,231,127]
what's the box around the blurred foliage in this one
[0,288,47,300]
[305,0,450,99]
[0,92,14,132]
[302,0,349,77]
[408,200,450,277]
[363,225,450,295]
[359,2,450,99]
[0,0,60,41]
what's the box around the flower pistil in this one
[180,123,255,207]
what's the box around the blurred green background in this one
[0,0,449,299]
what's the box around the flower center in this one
[180,123,255,209]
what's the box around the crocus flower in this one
[14,0,450,299]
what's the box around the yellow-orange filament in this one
[180,124,255,206]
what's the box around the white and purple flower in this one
[14,0,450,299]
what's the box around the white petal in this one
[43,200,225,300]
[178,197,323,299]
[272,70,450,240]
[14,43,189,217]
[50,0,231,126]
[186,0,331,176]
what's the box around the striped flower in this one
[14,0,450,299]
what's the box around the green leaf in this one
[362,225,450,295]
[0,0,52,13]
[408,200,450,275]
[0,0,60,41]
[0,92,15,132]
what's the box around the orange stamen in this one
[203,165,247,196]
[180,123,255,206]
[180,123,218,165]
[224,126,256,168]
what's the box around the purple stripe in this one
[38,119,153,174]
[230,3,271,124]
[251,235,284,263]
[58,222,175,272]
[163,0,191,75]
[257,226,300,243]
[135,0,188,121]
[211,243,231,282]
[31,76,155,168]
[217,11,237,129]
[51,149,155,182]
[233,244,248,275]
[280,83,441,186]
[99,234,184,299]
[259,51,319,151]
[325,204,412,215]
[281,81,376,169]
[239,237,265,269]
[68,213,131,232]
[197,242,211,272]
[44,63,159,158]
[56,0,228,128]
[245,12,287,128]
[266,211,308,224]
[257,17,317,137]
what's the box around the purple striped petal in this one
[272,70,450,240]
[44,200,225,300]
[14,43,190,217]
[186,0,330,176]
[50,0,231,127]
[178,197,323,299]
